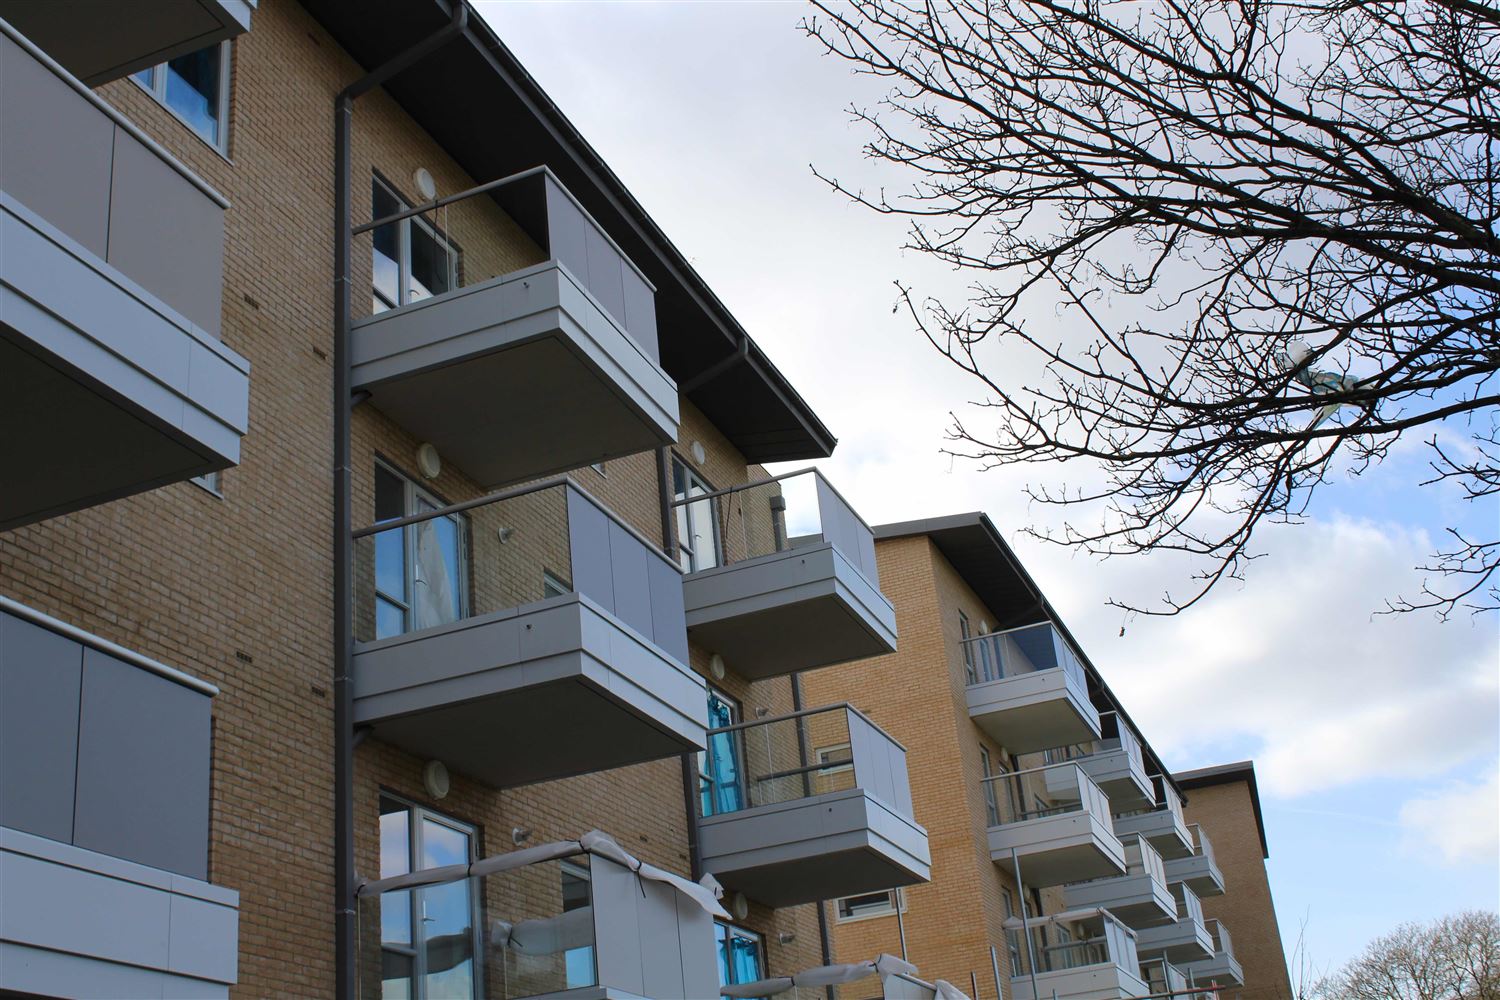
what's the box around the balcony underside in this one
[351,263,677,489]
[967,671,1101,755]
[352,594,705,788]
[0,196,248,531]
[1137,921,1214,965]
[1078,752,1155,813]
[0,827,238,999]
[683,544,897,680]
[1185,953,1245,988]
[1011,965,1150,1000]
[988,813,1125,887]
[1063,874,1177,929]
[1112,812,1193,860]
[699,788,931,908]
[4,0,255,85]
[1166,854,1226,897]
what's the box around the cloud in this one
[1398,763,1500,865]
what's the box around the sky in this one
[474,0,1499,978]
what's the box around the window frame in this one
[131,41,232,153]
[835,887,906,923]
[373,459,471,638]
[559,858,598,990]
[672,456,723,573]
[378,792,484,1000]
[980,746,1001,827]
[715,921,766,991]
[960,610,976,684]
[371,175,460,313]
[700,687,744,816]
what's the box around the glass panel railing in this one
[667,467,880,584]
[981,762,1110,828]
[353,478,687,663]
[962,622,1087,691]
[700,704,910,818]
[1191,824,1217,865]
[352,167,658,360]
[1141,957,1189,995]
[1176,883,1207,929]
[1208,919,1234,958]
[358,855,597,1000]
[1009,911,1138,979]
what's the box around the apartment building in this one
[1174,764,1294,1000]
[0,2,938,997]
[803,514,1290,1000]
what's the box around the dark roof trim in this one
[1173,760,1271,859]
[876,513,1185,800]
[449,2,837,460]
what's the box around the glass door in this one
[700,689,744,815]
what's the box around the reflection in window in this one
[133,43,230,149]
[673,458,721,573]
[700,689,743,816]
[373,462,468,639]
[380,796,479,999]
[371,178,458,313]
[561,861,596,989]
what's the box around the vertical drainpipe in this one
[333,8,468,998]
[791,673,836,997]
[660,443,705,882]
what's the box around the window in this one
[1002,889,1023,973]
[672,457,721,573]
[980,747,1001,827]
[542,570,571,600]
[132,43,231,150]
[814,742,854,795]
[560,860,596,990]
[379,795,481,1000]
[960,611,976,684]
[716,923,765,994]
[191,470,223,496]
[372,177,458,313]
[836,888,905,922]
[374,462,468,639]
[700,688,743,815]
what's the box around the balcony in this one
[1044,714,1154,814]
[697,704,930,907]
[350,167,677,488]
[985,762,1124,887]
[0,22,249,531]
[1166,824,1225,898]
[965,624,1101,754]
[1141,957,1199,1000]
[1063,835,1175,929]
[1113,776,1193,860]
[2,2,253,86]
[356,838,719,999]
[1007,909,1149,1000]
[1136,883,1214,964]
[676,469,897,679]
[1184,920,1245,989]
[0,600,238,998]
[351,480,705,788]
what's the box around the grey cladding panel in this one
[591,856,646,996]
[815,476,878,583]
[107,130,225,335]
[620,269,659,362]
[584,223,627,326]
[73,649,211,879]
[566,489,615,611]
[646,555,688,664]
[0,32,114,257]
[544,176,591,285]
[607,519,653,642]
[0,612,83,843]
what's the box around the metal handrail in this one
[666,466,878,537]
[704,701,906,753]
[979,758,1091,783]
[350,474,679,575]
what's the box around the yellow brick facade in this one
[0,1,824,993]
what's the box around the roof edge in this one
[1174,760,1270,858]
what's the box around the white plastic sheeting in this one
[354,828,730,921]
[720,953,972,1000]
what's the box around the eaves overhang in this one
[298,0,836,462]
[875,512,1184,801]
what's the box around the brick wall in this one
[0,0,823,993]
[1182,780,1294,1000]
